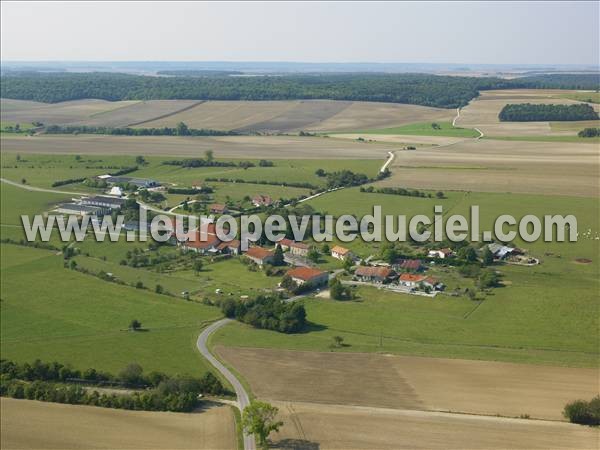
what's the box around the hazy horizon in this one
[1,1,598,66]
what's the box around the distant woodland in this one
[498,103,599,121]
[1,72,599,109]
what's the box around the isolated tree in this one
[155,284,164,294]
[329,277,347,300]
[272,245,284,266]
[129,319,142,331]
[69,260,77,270]
[481,247,494,266]
[280,274,297,293]
[435,191,445,199]
[333,335,344,348]
[307,247,320,263]
[315,168,326,177]
[193,260,204,275]
[343,255,354,272]
[75,154,82,161]
[16,154,21,162]
[205,149,214,162]
[135,155,146,165]
[458,246,477,262]
[242,400,283,450]
[21,178,26,184]
[431,122,441,130]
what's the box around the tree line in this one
[499,103,599,122]
[578,127,600,137]
[44,123,237,136]
[4,72,597,108]
[0,359,225,413]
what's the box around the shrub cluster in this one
[578,127,600,138]
[360,185,442,198]
[220,294,307,333]
[44,124,237,136]
[204,177,319,190]
[563,396,600,425]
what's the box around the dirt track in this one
[216,347,599,421]
[270,401,599,450]
[0,398,237,449]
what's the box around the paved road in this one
[197,319,256,450]
[379,151,396,173]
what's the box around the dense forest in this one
[2,72,597,108]
[498,103,599,121]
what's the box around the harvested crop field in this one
[138,99,454,132]
[331,133,466,146]
[0,98,201,127]
[0,398,236,449]
[0,134,392,159]
[381,138,599,197]
[215,347,599,421]
[456,89,600,137]
[269,401,599,450]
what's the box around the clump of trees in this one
[329,277,352,300]
[499,103,599,122]
[325,170,369,188]
[578,127,600,138]
[0,359,225,413]
[220,294,307,333]
[563,396,600,425]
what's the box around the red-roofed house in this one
[245,247,275,266]
[252,195,273,207]
[209,203,229,215]
[354,266,397,283]
[278,238,310,257]
[428,248,454,259]
[217,239,241,255]
[287,267,328,287]
[394,259,424,272]
[331,245,353,261]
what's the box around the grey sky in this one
[1,1,598,65]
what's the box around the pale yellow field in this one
[0,134,392,159]
[138,99,455,133]
[270,401,599,450]
[216,347,599,421]
[456,89,600,137]
[0,398,237,450]
[0,98,201,127]
[307,101,455,132]
[331,133,464,146]
[381,138,599,197]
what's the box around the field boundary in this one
[127,100,207,127]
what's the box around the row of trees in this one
[360,185,444,199]
[3,71,598,108]
[44,122,237,136]
[220,294,307,333]
[499,103,599,122]
[0,359,225,413]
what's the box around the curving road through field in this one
[197,319,256,450]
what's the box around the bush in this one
[564,396,600,425]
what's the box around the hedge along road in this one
[197,319,256,450]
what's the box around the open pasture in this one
[456,89,600,137]
[0,398,237,450]
[0,98,202,127]
[381,138,599,197]
[0,243,222,375]
[0,134,392,158]
[216,346,598,420]
[269,401,599,450]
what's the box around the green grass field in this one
[0,244,222,375]
[214,191,600,367]
[351,121,479,138]
[557,91,600,104]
